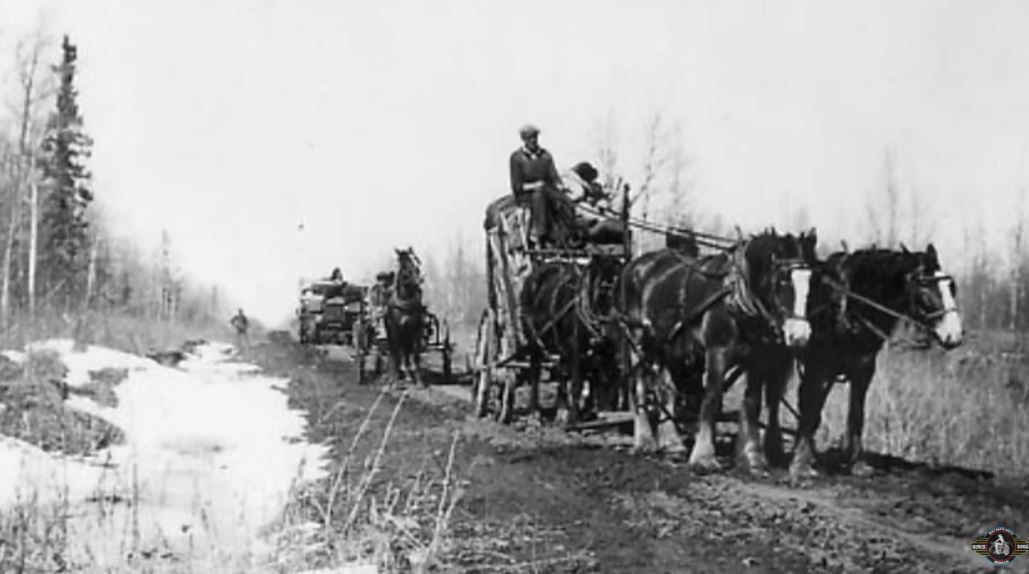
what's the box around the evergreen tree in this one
[38,35,94,310]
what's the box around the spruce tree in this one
[38,35,94,310]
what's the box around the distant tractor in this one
[297,280,368,346]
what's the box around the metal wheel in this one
[356,319,368,384]
[472,309,495,417]
[441,320,453,384]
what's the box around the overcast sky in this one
[1,0,1028,324]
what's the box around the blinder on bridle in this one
[907,268,956,323]
[761,256,811,322]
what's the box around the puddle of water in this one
[0,340,331,571]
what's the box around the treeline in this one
[0,33,228,344]
[421,233,488,332]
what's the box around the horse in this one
[614,228,818,473]
[788,243,963,478]
[520,254,625,425]
[384,247,428,386]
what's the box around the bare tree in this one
[1010,187,1026,331]
[631,113,668,222]
[664,135,692,228]
[594,111,621,193]
[1,32,50,329]
[866,149,901,245]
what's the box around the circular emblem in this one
[973,527,1029,565]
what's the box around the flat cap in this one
[519,124,540,138]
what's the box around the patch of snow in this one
[28,339,155,387]
[2,349,26,363]
[0,340,330,569]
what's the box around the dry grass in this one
[272,386,466,574]
[813,330,1029,477]
[0,349,124,457]
[0,310,233,358]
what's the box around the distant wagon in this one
[356,266,453,385]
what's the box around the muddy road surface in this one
[260,338,1028,573]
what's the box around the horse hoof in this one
[687,453,723,474]
[659,440,688,457]
[736,448,768,476]
[849,460,875,477]
[554,409,570,427]
[789,462,821,480]
[632,438,659,455]
[745,459,770,478]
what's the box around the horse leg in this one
[398,348,409,382]
[566,338,584,426]
[384,317,401,385]
[790,358,834,478]
[688,345,728,472]
[655,369,687,455]
[498,372,516,425]
[413,349,424,387]
[527,349,543,422]
[738,366,769,475]
[630,338,658,452]
[845,355,877,477]
[762,355,791,468]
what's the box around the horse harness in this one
[820,265,952,348]
[527,261,613,349]
[659,242,810,345]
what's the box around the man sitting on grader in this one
[501,125,625,248]
[508,124,579,247]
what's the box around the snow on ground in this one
[28,339,159,387]
[0,339,330,569]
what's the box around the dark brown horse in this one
[384,247,427,386]
[615,229,818,473]
[788,244,963,477]
[520,254,624,425]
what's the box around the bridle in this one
[393,256,423,307]
[907,269,956,323]
[729,244,812,340]
[761,257,811,322]
[821,263,957,346]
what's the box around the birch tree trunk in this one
[84,234,99,310]
[28,177,38,319]
[1010,190,1025,331]
[1,179,17,332]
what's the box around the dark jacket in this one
[509,147,561,199]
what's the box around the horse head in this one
[836,244,963,349]
[393,247,423,303]
[905,243,963,348]
[739,228,817,348]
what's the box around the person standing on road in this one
[230,308,250,354]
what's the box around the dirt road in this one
[260,339,1028,573]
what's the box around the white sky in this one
[1,0,1028,324]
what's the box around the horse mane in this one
[846,248,922,280]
